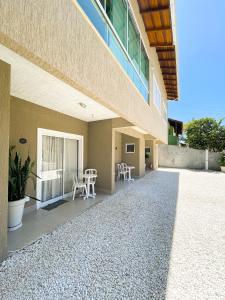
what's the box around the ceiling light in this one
[78,102,87,108]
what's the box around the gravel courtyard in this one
[1,168,225,299]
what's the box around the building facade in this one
[0,0,179,260]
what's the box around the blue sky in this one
[169,0,225,124]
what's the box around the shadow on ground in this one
[140,170,179,299]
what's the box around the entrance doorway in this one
[36,128,83,209]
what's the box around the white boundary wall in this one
[159,145,220,171]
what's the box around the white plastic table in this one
[82,174,97,199]
[126,166,135,181]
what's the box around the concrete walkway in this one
[1,169,225,299]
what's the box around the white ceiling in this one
[0,44,118,122]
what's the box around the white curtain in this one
[41,136,79,201]
[41,136,64,201]
[64,139,78,194]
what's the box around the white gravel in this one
[1,168,225,299]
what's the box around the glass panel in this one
[41,136,64,201]
[126,144,135,153]
[128,11,140,70]
[140,42,149,82]
[77,0,149,101]
[106,0,127,47]
[153,76,161,110]
[78,0,108,41]
[108,27,128,72]
[64,139,78,195]
[99,0,105,8]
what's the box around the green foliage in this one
[145,153,150,159]
[8,145,37,201]
[185,118,225,152]
[218,153,225,167]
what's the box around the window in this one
[125,143,135,153]
[140,42,149,81]
[99,0,104,7]
[106,0,127,47]
[97,0,149,82]
[77,0,150,101]
[128,11,140,70]
[153,75,161,110]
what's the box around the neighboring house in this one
[168,118,183,145]
[0,0,179,260]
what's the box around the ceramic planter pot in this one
[220,166,225,172]
[8,197,29,231]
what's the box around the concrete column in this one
[88,119,115,194]
[205,149,209,170]
[152,140,159,170]
[138,136,145,176]
[0,60,10,261]
[145,139,158,170]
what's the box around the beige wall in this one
[115,132,122,164]
[88,119,114,193]
[0,0,168,143]
[0,60,10,261]
[10,96,88,202]
[121,134,145,177]
[88,120,148,193]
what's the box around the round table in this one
[126,166,135,181]
[82,174,97,199]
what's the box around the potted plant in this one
[8,145,38,231]
[218,153,225,172]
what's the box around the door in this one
[63,138,78,195]
[41,135,64,203]
[37,129,83,209]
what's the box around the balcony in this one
[77,0,149,102]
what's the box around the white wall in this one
[159,145,220,171]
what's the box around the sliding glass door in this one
[37,129,83,209]
[41,135,64,202]
[64,138,79,195]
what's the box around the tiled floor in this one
[8,171,149,253]
[8,194,106,252]
[7,178,138,252]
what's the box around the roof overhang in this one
[137,0,179,100]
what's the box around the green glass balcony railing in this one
[77,0,149,102]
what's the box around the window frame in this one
[125,143,135,153]
[153,74,162,112]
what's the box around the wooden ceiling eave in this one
[137,0,178,100]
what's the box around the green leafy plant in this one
[185,117,225,152]
[218,153,225,167]
[8,145,39,202]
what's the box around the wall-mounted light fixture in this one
[19,138,27,144]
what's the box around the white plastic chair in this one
[84,169,97,197]
[72,175,87,200]
[121,162,128,170]
[117,163,128,181]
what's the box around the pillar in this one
[0,60,10,261]
[88,119,115,194]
